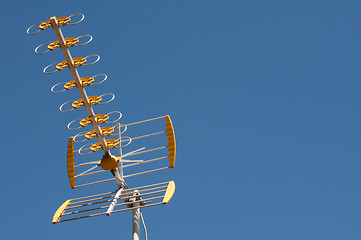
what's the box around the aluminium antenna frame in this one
[27,13,177,240]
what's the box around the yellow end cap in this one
[52,200,71,224]
[165,115,176,168]
[162,181,175,204]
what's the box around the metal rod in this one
[126,116,166,126]
[121,185,167,195]
[70,191,116,202]
[122,181,169,193]
[117,122,124,181]
[125,146,167,157]
[124,167,170,178]
[74,178,114,188]
[127,131,166,142]
[50,17,110,155]
[69,197,113,208]
[106,187,123,215]
[123,156,168,168]
[75,169,107,178]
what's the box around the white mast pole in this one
[132,191,141,240]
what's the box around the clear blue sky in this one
[1,1,361,239]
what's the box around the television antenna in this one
[27,14,176,240]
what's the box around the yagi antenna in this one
[27,14,177,239]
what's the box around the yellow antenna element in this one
[48,37,79,51]
[88,96,102,105]
[80,77,95,86]
[165,115,176,168]
[67,137,75,189]
[52,199,71,224]
[99,154,120,170]
[91,139,119,152]
[72,96,102,109]
[40,17,70,30]
[162,181,176,204]
[85,127,114,140]
[56,57,86,71]
[79,114,109,127]
[65,76,95,90]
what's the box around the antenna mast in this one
[27,14,177,239]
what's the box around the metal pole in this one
[132,200,140,240]
[117,122,124,180]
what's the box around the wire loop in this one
[111,124,127,136]
[74,131,88,143]
[78,143,93,155]
[83,55,100,66]
[119,136,132,148]
[26,22,42,35]
[43,62,59,74]
[67,119,83,130]
[76,35,93,46]
[35,42,51,54]
[51,82,68,93]
[106,111,122,123]
[60,100,75,113]
[91,74,107,85]
[68,13,85,25]
[99,93,115,105]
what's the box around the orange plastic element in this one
[72,99,84,109]
[165,115,176,168]
[63,77,94,90]
[85,127,114,140]
[72,96,101,109]
[67,137,75,189]
[55,57,86,71]
[39,16,70,30]
[48,38,79,51]
[88,96,102,105]
[95,114,109,123]
[99,154,120,170]
[90,139,119,152]
[73,57,87,67]
[79,114,109,127]
[56,60,68,70]
[80,77,94,86]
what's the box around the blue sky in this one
[1,1,361,239]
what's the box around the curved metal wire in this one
[106,111,123,123]
[60,100,75,113]
[91,74,107,85]
[83,55,100,66]
[43,62,59,74]
[99,93,115,105]
[111,124,127,136]
[68,13,85,25]
[51,82,68,93]
[35,42,51,54]
[78,143,93,155]
[67,119,83,130]
[74,131,88,143]
[76,35,93,46]
[26,22,42,35]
